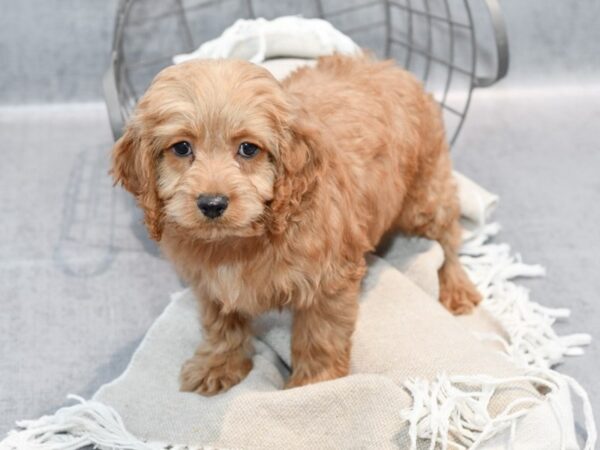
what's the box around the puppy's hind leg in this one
[397,159,481,314]
[434,219,482,314]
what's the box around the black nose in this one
[197,194,229,219]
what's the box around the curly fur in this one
[112,54,481,395]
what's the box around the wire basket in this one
[104,0,508,146]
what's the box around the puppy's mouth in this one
[189,219,266,242]
[166,209,266,242]
[162,190,268,241]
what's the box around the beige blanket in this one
[3,174,594,450]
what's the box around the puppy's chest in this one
[199,260,287,315]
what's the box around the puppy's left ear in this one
[111,127,164,241]
[268,105,324,235]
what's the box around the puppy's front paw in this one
[180,349,252,396]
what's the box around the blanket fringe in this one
[0,395,205,450]
[460,223,592,368]
[402,373,543,450]
[401,369,596,450]
[449,222,596,449]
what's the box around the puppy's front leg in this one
[287,283,359,388]
[180,296,253,396]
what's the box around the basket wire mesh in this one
[104,0,508,146]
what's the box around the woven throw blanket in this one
[2,173,595,450]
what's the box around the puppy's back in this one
[282,53,444,163]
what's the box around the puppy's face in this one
[113,60,295,241]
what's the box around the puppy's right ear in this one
[111,128,142,195]
[111,127,164,241]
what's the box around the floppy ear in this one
[111,128,164,241]
[268,107,324,236]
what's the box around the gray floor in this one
[0,104,182,433]
[1,87,598,438]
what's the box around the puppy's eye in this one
[171,141,193,157]
[238,142,260,159]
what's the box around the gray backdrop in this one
[2,0,600,103]
[1,0,599,443]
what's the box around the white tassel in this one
[401,370,597,450]
[402,373,546,450]
[459,223,592,369]
[0,395,205,450]
[454,222,596,449]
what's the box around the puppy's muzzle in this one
[197,194,229,219]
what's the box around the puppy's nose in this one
[197,194,229,219]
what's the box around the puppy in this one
[112,54,481,395]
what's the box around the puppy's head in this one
[112,60,319,242]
